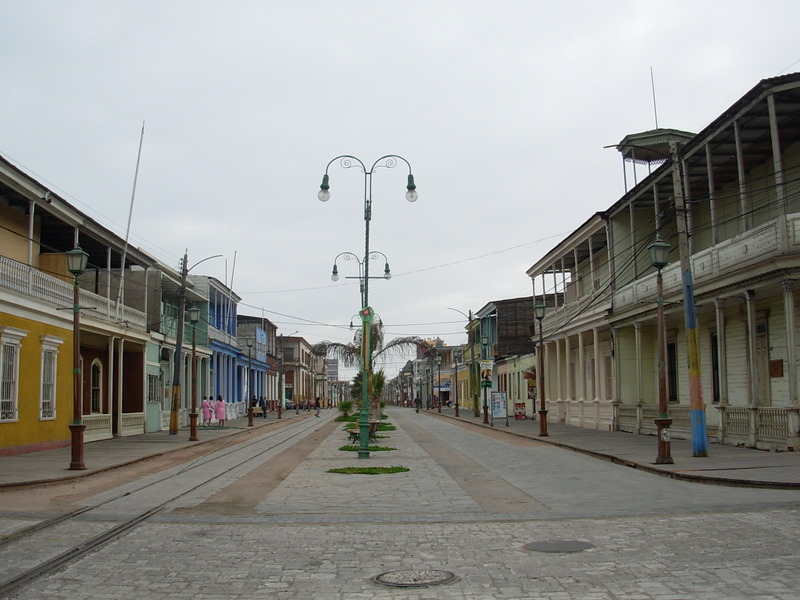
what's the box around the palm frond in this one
[313,341,360,368]
[313,322,431,371]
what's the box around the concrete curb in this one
[426,410,800,490]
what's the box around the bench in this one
[252,407,264,416]
[346,421,379,443]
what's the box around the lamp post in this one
[169,252,222,435]
[319,154,417,459]
[436,354,442,413]
[428,353,435,410]
[453,348,462,418]
[448,308,479,418]
[246,337,254,427]
[66,244,89,470]
[481,335,490,424]
[534,302,548,437]
[650,238,674,464]
[188,305,201,441]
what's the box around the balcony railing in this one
[613,213,800,312]
[0,256,146,330]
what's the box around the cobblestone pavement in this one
[3,408,800,599]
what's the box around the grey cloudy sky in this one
[2,1,799,378]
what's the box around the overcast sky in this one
[2,1,799,378]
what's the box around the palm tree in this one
[314,319,427,420]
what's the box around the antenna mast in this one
[650,67,659,129]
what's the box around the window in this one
[147,373,161,404]
[40,335,64,420]
[41,350,56,418]
[91,360,102,413]
[667,342,678,403]
[0,327,27,421]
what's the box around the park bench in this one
[346,421,379,443]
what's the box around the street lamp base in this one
[68,423,86,470]
[358,450,371,459]
[189,412,199,441]
[538,409,549,437]
[654,418,674,464]
[247,408,254,427]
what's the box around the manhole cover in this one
[374,569,456,587]
[523,540,594,553]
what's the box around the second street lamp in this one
[534,302,548,437]
[650,238,674,464]
[188,305,201,441]
[481,335,490,425]
[66,244,89,470]
[246,337,254,427]
[436,354,442,413]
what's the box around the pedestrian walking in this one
[314,397,321,417]
[214,395,226,427]
[259,396,267,418]
[414,396,422,413]
[201,396,213,426]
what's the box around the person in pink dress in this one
[214,395,226,427]
[201,396,213,427]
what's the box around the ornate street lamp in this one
[319,155,417,459]
[649,238,673,464]
[188,305,201,441]
[246,337,254,427]
[66,244,89,470]
[453,348,463,418]
[534,302,548,437]
[436,354,442,413]
[481,335,490,425]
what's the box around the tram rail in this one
[0,415,328,599]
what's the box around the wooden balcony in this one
[0,255,146,330]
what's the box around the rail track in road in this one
[0,415,330,599]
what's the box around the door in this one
[754,322,771,406]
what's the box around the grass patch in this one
[338,445,397,452]
[376,423,396,431]
[328,466,409,475]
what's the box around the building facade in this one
[527,73,800,449]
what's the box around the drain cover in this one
[524,540,594,553]
[374,569,456,587]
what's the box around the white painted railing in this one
[84,414,113,442]
[0,256,146,330]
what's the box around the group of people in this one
[198,395,324,426]
[201,396,227,427]
[250,396,270,418]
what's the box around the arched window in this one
[91,360,103,413]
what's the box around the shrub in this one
[328,466,409,475]
[338,400,354,418]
